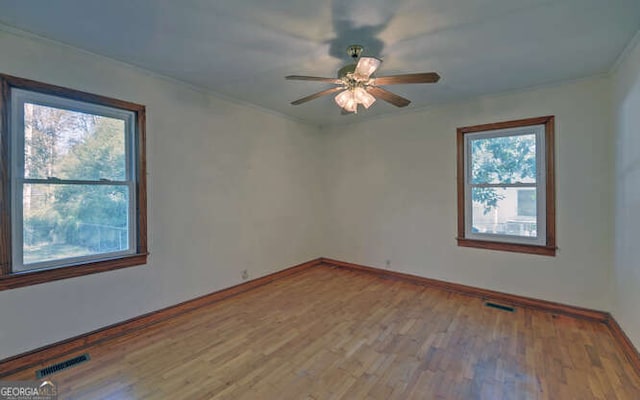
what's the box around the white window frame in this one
[456,116,555,256]
[463,125,546,246]
[10,89,138,272]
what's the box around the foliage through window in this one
[456,116,555,256]
[0,74,147,290]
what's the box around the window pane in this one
[517,189,536,217]
[24,103,126,181]
[471,187,537,237]
[22,183,130,267]
[471,133,536,184]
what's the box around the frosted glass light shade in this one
[355,57,381,79]
[335,88,374,113]
[334,90,352,108]
[353,87,376,109]
[335,90,358,112]
[344,98,358,112]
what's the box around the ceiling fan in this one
[286,45,440,114]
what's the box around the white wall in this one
[322,77,613,310]
[0,28,324,360]
[612,33,640,350]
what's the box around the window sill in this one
[0,253,148,291]
[457,238,556,256]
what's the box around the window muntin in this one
[457,116,555,256]
[11,90,138,272]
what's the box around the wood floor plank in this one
[4,265,640,399]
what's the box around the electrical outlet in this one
[241,270,249,280]
[385,260,391,269]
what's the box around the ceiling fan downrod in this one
[346,44,363,59]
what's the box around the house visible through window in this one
[456,116,555,256]
[0,74,147,290]
[517,189,536,217]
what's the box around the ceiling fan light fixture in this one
[355,57,382,79]
[335,90,358,113]
[286,45,440,113]
[344,99,358,113]
[336,88,375,113]
[354,87,376,109]
[334,89,351,108]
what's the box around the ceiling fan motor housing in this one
[337,64,357,79]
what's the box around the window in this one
[456,116,555,256]
[0,74,147,290]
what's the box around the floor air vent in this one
[485,302,516,312]
[36,353,90,378]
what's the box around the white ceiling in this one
[0,0,639,126]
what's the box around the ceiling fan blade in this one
[291,87,345,105]
[373,72,440,85]
[355,57,382,79]
[367,87,411,107]
[286,75,343,84]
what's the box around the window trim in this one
[0,73,148,290]
[456,116,556,256]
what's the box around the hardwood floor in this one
[5,265,640,399]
